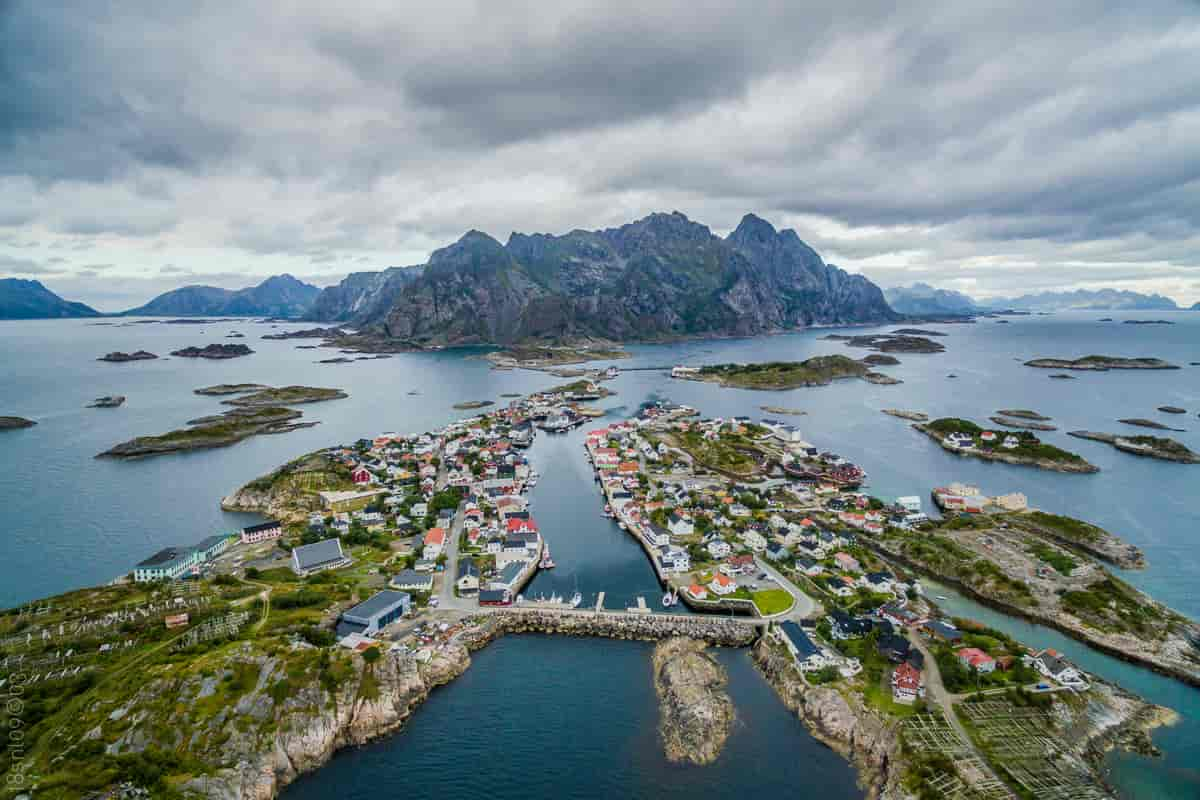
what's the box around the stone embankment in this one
[751,638,905,799]
[485,609,759,646]
[652,638,734,764]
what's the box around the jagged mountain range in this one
[0,278,99,319]
[309,211,898,344]
[122,274,321,318]
[886,283,1190,315]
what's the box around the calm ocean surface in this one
[1,312,1198,798]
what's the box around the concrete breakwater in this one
[472,609,760,647]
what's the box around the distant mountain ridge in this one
[0,279,99,319]
[123,274,320,318]
[884,282,980,316]
[309,211,898,344]
[989,288,1181,312]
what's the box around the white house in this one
[706,539,732,559]
[667,513,694,537]
[742,529,767,552]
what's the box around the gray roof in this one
[781,621,820,659]
[137,546,194,569]
[498,561,524,584]
[343,590,410,622]
[194,534,230,552]
[293,538,346,571]
[457,558,478,579]
[390,569,433,588]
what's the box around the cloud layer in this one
[2,0,1199,309]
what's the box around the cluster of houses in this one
[943,430,1023,452]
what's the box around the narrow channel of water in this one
[280,634,864,800]
[922,579,1200,798]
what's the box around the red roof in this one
[505,517,538,533]
[424,528,446,546]
[712,573,734,587]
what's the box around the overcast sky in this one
[2,1,1199,311]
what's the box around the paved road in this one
[437,502,470,611]
[907,627,1014,796]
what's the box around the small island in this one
[681,355,897,390]
[1024,355,1179,371]
[652,638,733,765]
[824,333,945,354]
[1118,419,1184,432]
[194,383,271,395]
[0,415,36,429]
[486,344,630,369]
[98,350,158,362]
[87,395,126,408]
[221,386,348,407]
[890,327,947,336]
[1048,373,1077,380]
[1067,431,1199,464]
[989,415,1056,431]
[1123,319,1174,325]
[760,405,806,416]
[98,406,313,458]
[881,408,928,421]
[916,418,1098,472]
[860,353,900,366]
[996,408,1052,421]
[170,343,254,359]
[261,326,349,340]
[1157,406,1187,414]
[453,400,495,410]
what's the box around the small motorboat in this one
[935,595,949,601]
[662,591,677,608]
[570,591,583,608]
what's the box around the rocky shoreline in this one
[866,540,1200,688]
[652,638,734,765]
[913,423,1099,473]
[751,638,904,799]
[1068,430,1199,463]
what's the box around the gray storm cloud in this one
[1,0,1199,307]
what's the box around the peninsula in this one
[1024,355,1179,370]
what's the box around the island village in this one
[1,375,1182,800]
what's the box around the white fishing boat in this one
[570,591,583,608]
[935,595,949,601]
[661,591,677,608]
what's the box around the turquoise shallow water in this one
[1,311,1198,797]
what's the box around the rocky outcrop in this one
[652,638,733,764]
[88,395,126,408]
[0,415,36,429]
[171,343,255,359]
[309,212,897,344]
[1067,431,1199,463]
[1025,356,1179,370]
[98,350,158,362]
[95,643,471,800]
[752,639,904,799]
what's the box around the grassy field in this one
[751,588,794,615]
